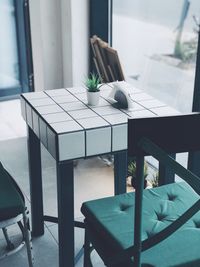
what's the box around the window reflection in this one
[0,0,20,89]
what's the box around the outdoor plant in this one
[85,73,101,92]
[128,159,149,189]
[150,171,159,188]
[174,38,198,63]
[174,14,199,63]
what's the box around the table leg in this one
[56,161,74,267]
[159,153,176,185]
[27,127,44,236]
[114,151,127,195]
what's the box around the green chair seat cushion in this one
[81,182,200,266]
[0,163,25,221]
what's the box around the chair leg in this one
[84,226,93,267]
[2,228,15,250]
[18,221,24,236]
[23,211,34,267]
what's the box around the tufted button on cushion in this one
[167,194,176,201]
[193,220,200,228]
[82,182,200,266]
[155,212,167,221]
[120,204,132,212]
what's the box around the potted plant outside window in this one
[85,73,101,106]
[127,160,149,189]
[127,160,160,190]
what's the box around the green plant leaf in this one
[85,73,101,92]
[128,160,148,179]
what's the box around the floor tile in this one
[0,226,58,267]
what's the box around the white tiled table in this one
[21,82,179,267]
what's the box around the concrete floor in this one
[0,99,114,266]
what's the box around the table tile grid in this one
[21,82,180,161]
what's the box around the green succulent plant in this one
[85,73,101,92]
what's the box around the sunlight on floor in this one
[0,99,26,141]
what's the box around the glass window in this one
[0,0,20,89]
[113,0,200,113]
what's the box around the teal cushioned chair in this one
[0,162,33,266]
[81,113,200,267]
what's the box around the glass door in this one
[112,0,200,113]
[0,0,33,98]
[112,0,200,177]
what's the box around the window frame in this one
[89,0,113,72]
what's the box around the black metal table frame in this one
[27,126,128,267]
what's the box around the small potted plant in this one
[127,159,149,189]
[85,73,101,106]
[149,171,159,188]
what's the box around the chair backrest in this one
[128,113,200,157]
[126,113,200,267]
[0,162,24,203]
[90,35,125,82]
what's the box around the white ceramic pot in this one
[87,91,100,106]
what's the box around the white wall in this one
[29,0,44,91]
[29,0,89,91]
[40,0,64,90]
[60,0,73,87]
[71,0,89,86]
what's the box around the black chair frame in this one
[0,164,33,266]
[83,113,200,267]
